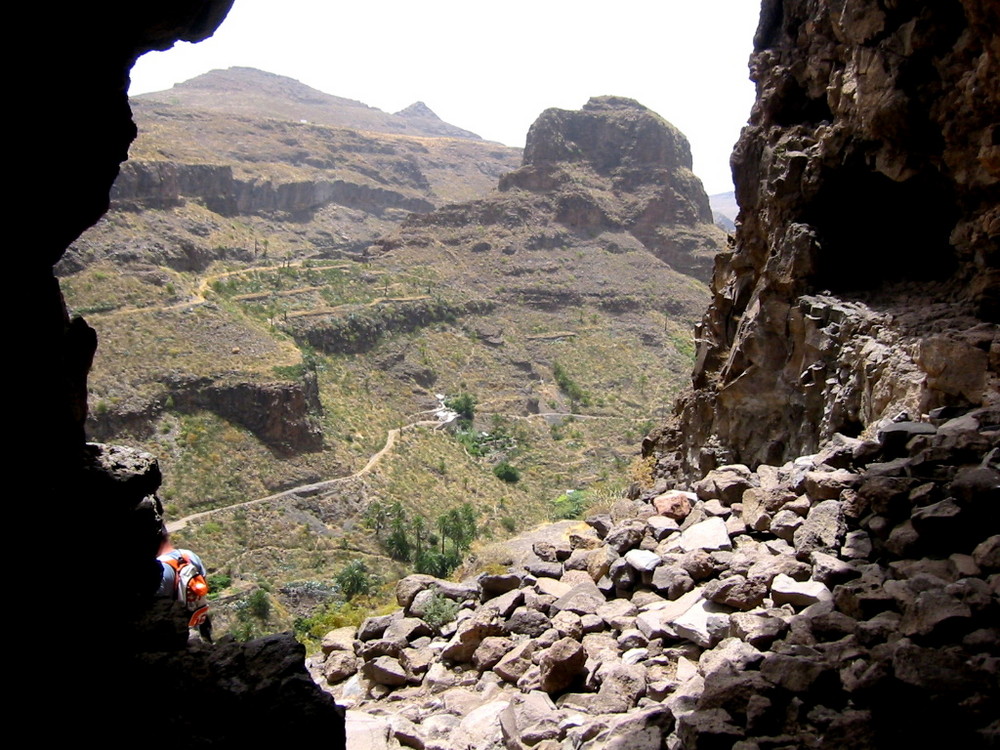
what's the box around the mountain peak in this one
[395,101,441,120]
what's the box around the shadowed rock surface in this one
[648,0,999,480]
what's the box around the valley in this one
[61,69,725,637]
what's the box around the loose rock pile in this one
[315,407,998,749]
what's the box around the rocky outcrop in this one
[394,100,483,140]
[649,0,999,481]
[497,96,724,282]
[323,412,998,748]
[289,298,495,355]
[112,159,434,218]
[88,373,324,455]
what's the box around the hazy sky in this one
[130,1,761,195]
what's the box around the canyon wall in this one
[649,0,999,480]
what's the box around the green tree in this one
[335,560,373,601]
[493,462,521,484]
[445,392,476,428]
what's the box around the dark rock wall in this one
[111,159,434,218]
[650,0,999,480]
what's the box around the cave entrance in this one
[806,163,958,292]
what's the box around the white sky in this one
[130,0,760,195]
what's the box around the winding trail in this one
[86,259,350,319]
[166,418,441,533]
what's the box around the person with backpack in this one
[157,529,213,642]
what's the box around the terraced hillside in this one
[61,78,724,637]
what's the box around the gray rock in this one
[539,637,587,693]
[842,529,873,559]
[594,662,647,713]
[472,636,516,671]
[551,610,584,640]
[693,464,755,505]
[703,574,767,610]
[666,516,732,553]
[793,499,846,554]
[677,708,742,749]
[324,651,359,684]
[362,656,409,686]
[652,565,696,600]
[625,548,662,572]
[768,509,803,540]
[672,598,731,648]
[605,521,646,554]
[357,612,401,641]
[526,561,564,579]
[441,612,505,663]
[698,637,763,678]
[729,610,789,649]
[479,573,522,599]
[320,626,356,655]
[771,574,832,608]
[495,640,537,683]
[579,704,674,750]
[383,617,433,647]
[804,468,860,500]
[746,553,811,583]
[506,606,551,637]
[481,587,523,619]
[552,581,606,616]
[647,515,681,540]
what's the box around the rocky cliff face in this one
[650,0,999,480]
[499,96,723,282]
[110,160,434,219]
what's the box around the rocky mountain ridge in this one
[137,67,485,140]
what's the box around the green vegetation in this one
[552,360,592,409]
[493,461,521,484]
[335,560,376,601]
[550,489,591,520]
[363,499,479,579]
[229,588,273,641]
[445,392,476,428]
[421,591,460,631]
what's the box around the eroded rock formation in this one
[498,96,724,282]
[649,0,999,480]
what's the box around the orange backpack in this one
[161,552,210,628]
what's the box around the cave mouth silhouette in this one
[806,162,958,293]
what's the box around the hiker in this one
[157,529,213,642]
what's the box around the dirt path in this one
[86,259,351,319]
[166,418,442,533]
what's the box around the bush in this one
[246,589,271,620]
[335,560,374,601]
[421,591,460,631]
[501,516,517,532]
[552,361,591,407]
[493,462,520,484]
[551,489,590,520]
[445,392,476,427]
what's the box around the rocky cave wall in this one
[650,0,999,480]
